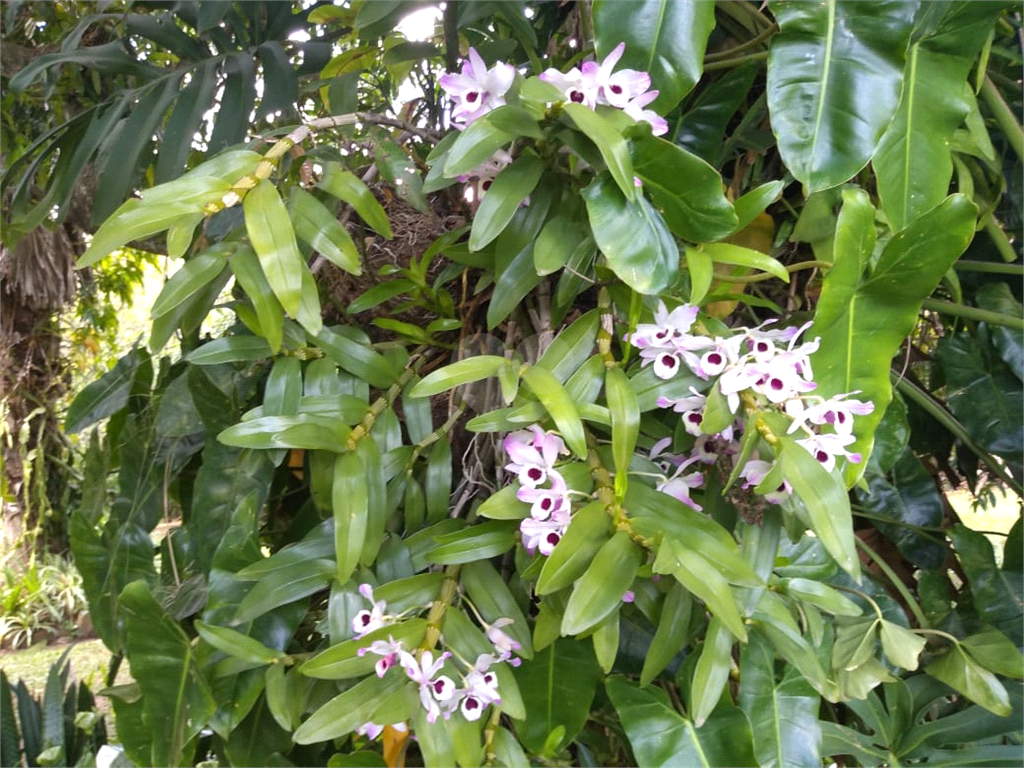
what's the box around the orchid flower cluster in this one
[350,584,521,733]
[503,425,573,556]
[437,43,668,199]
[630,302,874,509]
[538,42,669,136]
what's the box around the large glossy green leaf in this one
[593,0,716,113]
[606,676,757,767]
[294,672,405,744]
[119,581,216,767]
[767,1,915,192]
[739,630,821,768]
[513,638,602,753]
[290,188,362,275]
[810,192,977,485]
[606,366,640,497]
[300,620,429,680]
[778,437,859,579]
[874,2,1008,230]
[230,246,285,353]
[218,414,351,451]
[469,154,545,251]
[562,531,642,635]
[562,104,635,200]
[521,365,587,458]
[536,501,610,595]
[948,525,1023,645]
[314,326,402,389]
[583,172,679,295]
[639,581,693,687]
[333,451,368,584]
[690,617,734,727]
[63,347,145,434]
[859,451,947,570]
[631,134,737,242]
[244,179,308,317]
[443,116,515,178]
[233,559,335,624]
[926,646,1012,717]
[318,162,393,238]
[937,332,1023,458]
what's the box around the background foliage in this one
[1,1,1022,766]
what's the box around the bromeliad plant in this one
[40,1,1023,766]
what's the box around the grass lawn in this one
[0,638,124,694]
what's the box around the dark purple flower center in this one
[610,84,622,94]
[815,450,828,463]
[483,673,496,685]
[836,412,847,424]
[466,91,479,103]
[546,533,560,546]
[569,90,585,103]
[687,413,702,425]
[527,467,543,481]
[358,613,371,626]
[433,680,446,694]
[708,353,722,365]
[661,355,677,368]
[481,179,492,191]
[770,378,784,391]
[465,697,480,711]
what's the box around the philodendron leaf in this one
[926,646,1012,717]
[767,0,915,192]
[810,191,977,486]
[119,581,216,768]
[593,0,716,113]
[960,629,1024,679]
[606,676,757,768]
[583,172,679,296]
[739,630,822,768]
[513,639,602,754]
[873,2,1007,230]
[630,134,737,242]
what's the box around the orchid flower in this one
[516,470,571,520]
[582,42,651,108]
[357,635,405,678]
[786,394,875,435]
[657,455,704,510]
[399,649,456,724]
[439,48,515,126]
[739,458,792,505]
[538,66,600,109]
[795,432,862,473]
[483,618,522,665]
[352,583,393,638]
[520,507,570,555]
[623,89,669,136]
[457,655,502,721]
[504,425,568,487]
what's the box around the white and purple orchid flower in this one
[439,48,515,126]
[352,583,394,638]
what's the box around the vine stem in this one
[705,23,779,61]
[711,260,833,284]
[703,50,769,72]
[854,536,930,629]
[980,75,1024,162]
[953,259,1023,275]
[983,217,1021,264]
[893,376,1024,498]
[921,297,1024,330]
